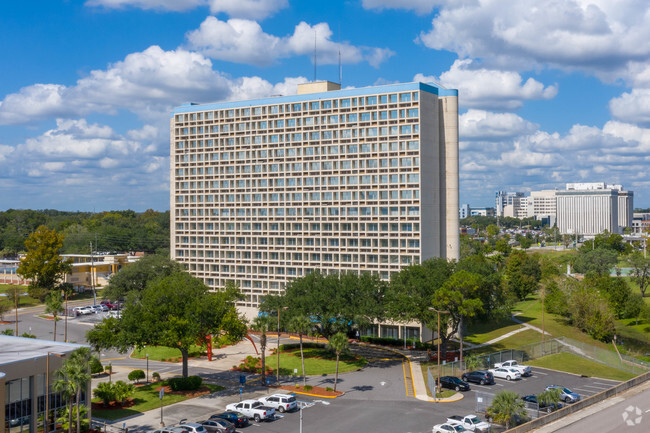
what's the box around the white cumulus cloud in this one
[415,60,557,110]
[187,18,394,67]
[85,0,288,19]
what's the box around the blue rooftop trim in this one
[171,81,458,115]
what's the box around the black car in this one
[462,370,495,385]
[210,411,249,428]
[522,395,564,413]
[439,376,470,391]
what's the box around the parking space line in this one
[582,384,611,389]
[534,371,548,375]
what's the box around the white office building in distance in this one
[170,81,459,316]
[556,182,633,235]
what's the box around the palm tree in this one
[251,315,273,384]
[53,348,95,433]
[486,390,528,429]
[326,332,349,391]
[44,291,64,341]
[287,315,312,386]
[537,388,562,413]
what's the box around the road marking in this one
[534,371,548,375]
[402,359,415,397]
[582,384,611,389]
[593,381,617,386]
[101,357,127,361]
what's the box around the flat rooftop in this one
[0,336,86,365]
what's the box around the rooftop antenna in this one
[314,30,317,82]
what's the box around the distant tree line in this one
[0,209,169,258]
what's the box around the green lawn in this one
[527,352,637,381]
[0,285,41,308]
[614,318,650,361]
[131,345,205,362]
[265,346,367,376]
[464,318,524,345]
[468,329,544,356]
[92,382,225,421]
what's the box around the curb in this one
[289,390,342,399]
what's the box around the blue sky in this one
[1,0,650,211]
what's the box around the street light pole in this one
[428,307,449,400]
[14,285,19,336]
[276,307,288,385]
[146,354,149,384]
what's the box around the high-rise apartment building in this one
[170,81,459,316]
[495,191,525,218]
[557,182,633,235]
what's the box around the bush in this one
[90,357,103,375]
[105,365,112,374]
[152,372,161,382]
[359,336,428,350]
[325,387,334,392]
[128,369,145,383]
[303,385,313,391]
[168,375,203,391]
[92,380,134,406]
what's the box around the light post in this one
[428,307,449,400]
[62,289,68,343]
[45,352,64,433]
[146,353,149,384]
[297,399,330,433]
[277,307,288,385]
[14,285,19,336]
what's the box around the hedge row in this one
[360,336,428,350]
[168,376,202,391]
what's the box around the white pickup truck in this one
[493,360,532,376]
[225,399,275,422]
[447,415,491,432]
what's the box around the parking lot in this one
[123,363,621,433]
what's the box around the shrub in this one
[168,375,203,391]
[104,365,112,374]
[359,336,428,350]
[93,382,116,407]
[303,385,313,391]
[325,387,334,392]
[113,380,135,404]
[90,357,103,375]
[152,372,161,382]
[128,369,145,383]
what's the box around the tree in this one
[251,314,273,384]
[89,357,103,375]
[287,315,312,386]
[573,248,619,276]
[53,348,95,433]
[538,388,562,410]
[0,300,10,322]
[432,271,484,356]
[327,332,349,392]
[591,276,633,319]
[102,254,183,300]
[580,231,631,254]
[504,250,541,300]
[17,226,72,300]
[486,390,528,429]
[628,252,650,297]
[567,285,616,342]
[262,271,387,338]
[387,258,454,346]
[44,291,64,341]
[87,271,246,377]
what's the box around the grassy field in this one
[265,346,367,376]
[527,352,637,381]
[92,382,225,421]
[468,329,544,356]
[614,318,650,361]
[131,345,205,362]
[464,318,524,345]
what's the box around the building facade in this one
[0,337,90,433]
[170,81,459,316]
[495,191,525,218]
[556,183,633,235]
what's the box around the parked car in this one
[545,385,581,403]
[106,310,121,318]
[148,428,188,433]
[100,300,118,310]
[488,367,521,381]
[177,422,207,433]
[432,421,467,433]
[439,376,470,392]
[210,412,249,428]
[225,399,275,422]
[522,394,563,413]
[461,370,494,385]
[92,304,109,312]
[258,393,298,412]
[199,419,235,433]
[494,360,532,377]
[446,415,490,432]
[73,306,94,315]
